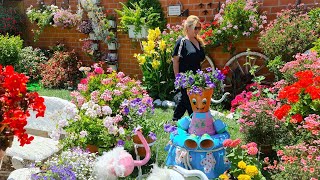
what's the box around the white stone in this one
[6,135,60,169]
[25,96,76,138]
[153,99,162,106]
[161,100,175,108]
[7,167,40,180]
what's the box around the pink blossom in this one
[247,146,258,155]
[94,67,104,74]
[223,139,232,147]
[116,72,125,78]
[277,150,284,156]
[101,78,112,85]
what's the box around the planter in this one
[108,64,118,71]
[108,20,116,28]
[187,88,214,113]
[107,42,119,50]
[132,134,155,157]
[127,25,148,39]
[0,124,14,152]
[86,144,99,153]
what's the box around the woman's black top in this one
[172,37,205,73]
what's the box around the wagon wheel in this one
[224,51,273,97]
[201,55,216,71]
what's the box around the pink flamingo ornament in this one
[94,129,150,180]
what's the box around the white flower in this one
[79,130,88,138]
[102,105,112,115]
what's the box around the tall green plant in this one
[126,0,166,30]
[134,28,175,100]
[0,34,23,66]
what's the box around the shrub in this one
[259,5,320,62]
[0,34,23,66]
[0,7,23,35]
[16,46,48,82]
[53,64,155,152]
[311,38,320,54]
[40,50,82,89]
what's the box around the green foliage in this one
[0,7,23,36]
[126,0,166,30]
[40,50,82,89]
[311,38,320,54]
[266,56,285,81]
[259,5,320,62]
[0,34,23,66]
[116,2,160,35]
[16,46,48,82]
[26,4,58,41]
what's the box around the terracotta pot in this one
[132,134,155,157]
[0,124,14,151]
[187,88,214,112]
[86,144,99,153]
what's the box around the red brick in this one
[263,0,279,6]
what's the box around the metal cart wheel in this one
[224,51,273,97]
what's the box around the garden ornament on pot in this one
[94,129,150,180]
[166,69,231,179]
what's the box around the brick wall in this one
[21,0,319,78]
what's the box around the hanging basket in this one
[187,88,214,113]
[132,134,155,157]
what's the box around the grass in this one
[35,88,241,179]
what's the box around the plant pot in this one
[107,42,119,50]
[86,144,99,153]
[132,134,155,157]
[108,20,116,28]
[0,124,14,152]
[108,64,118,71]
[187,88,214,113]
[127,25,148,39]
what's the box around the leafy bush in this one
[311,38,320,54]
[126,0,166,30]
[40,50,82,89]
[16,46,48,82]
[259,5,320,62]
[0,7,23,35]
[0,34,23,66]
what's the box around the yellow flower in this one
[238,160,247,169]
[245,165,258,177]
[143,40,155,54]
[158,39,166,51]
[219,173,229,180]
[135,54,146,65]
[237,174,251,180]
[154,27,161,38]
[151,59,160,69]
[147,29,156,41]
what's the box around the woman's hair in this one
[183,15,205,46]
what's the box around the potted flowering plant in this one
[106,9,116,28]
[116,2,160,39]
[200,0,267,52]
[26,4,59,41]
[57,64,155,153]
[78,20,93,34]
[106,32,118,50]
[220,139,265,180]
[53,8,81,28]
[0,65,46,152]
[174,68,226,95]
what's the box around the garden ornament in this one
[166,89,231,179]
[94,130,150,180]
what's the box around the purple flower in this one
[164,123,177,133]
[148,132,157,141]
[117,140,125,146]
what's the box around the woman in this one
[172,15,205,121]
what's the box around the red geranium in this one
[0,65,46,146]
[274,70,320,124]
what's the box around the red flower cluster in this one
[274,70,320,123]
[0,66,46,146]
